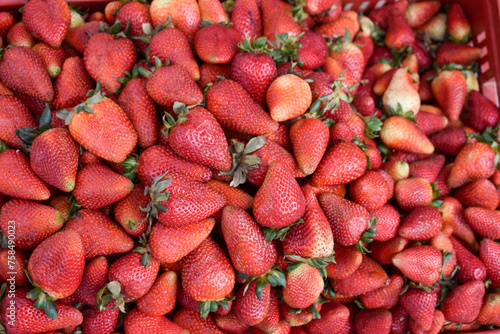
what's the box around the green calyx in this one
[117,65,140,94]
[97,281,126,313]
[322,278,337,299]
[119,154,139,182]
[329,29,353,53]
[237,265,287,301]
[355,216,378,254]
[291,0,308,23]
[284,252,336,278]
[262,218,304,243]
[269,32,304,65]
[161,102,193,138]
[220,136,266,187]
[140,171,171,226]
[25,270,58,320]
[134,17,172,45]
[99,20,131,38]
[198,296,235,319]
[288,297,327,320]
[238,36,271,54]
[137,56,169,78]
[15,104,52,148]
[363,115,383,139]
[386,103,416,123]
[56,81,105,125]
[0,140,8,154]
[430,182,443,208]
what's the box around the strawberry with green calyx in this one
[220,136,266,187]
[16,104,79,192]
[162,102,232,172]
[284,253,335,279]
[138,171,171,227]
[355,216,378,254]
[262,218,304,243]
[57,81,138,164]
[268,32,305,65]
[236,265,286,302]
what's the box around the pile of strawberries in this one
[0,0,499,332]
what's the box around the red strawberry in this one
[0,150,50,201]
[392,245,442,285]
[138,145,212,186]
[434,42,481,66]
[400,287,438,331]
[325,244,362,279]
[455,179,499,210]
[430,128,467,156]
[464,90,500,132]
[290,118,329,175]
[447,3,471,43]
[408,309,444,334]
[206,180,254,210]
[32,43,66,79]
[65,209,134,259]
[194,24,241,64]
[369,1,408,29]
[385,8,415,50]
[222,207,277,276]
[0,12,15,41]
[112,183,148,236]
[115,1,152,55]
[370,236,409,265]
[448,142,496,188]
[415,110,448,137]
[213,311,250,333]
[53,57,95,110]
[440,280,485,323]
[262,0,301,41]
[329,121,355,145]
[354,308,392,334]
[450,237,487,283]
[430,231,457,277]
[0,46,54,102]
[253,162,306,228]
[267,74,312,122]
[283,263,324,309]
[431,70,467,122]
[330,39,365,84]
[231,0,262,40]
[73,256,108,305]
[280,301,317,327]
[173,308,223,333]
[304,302,350,333]
[150,0,200,41]
[479,238,500,289]
[255,288,279,332]
[332,255,389,296]
[297,30,329,70]
[136,271,177,316]
[370,204,400,242]
[394,177,433,210]
[381,160,410,182]
[0,95,37,148]
[182,237,235,311]
[390,303,409,334]
[233,280,270,326]
[0,288,83,333]
[64,21,101,54]
[198,63,231,88]
[477,292,500,326]
[360,274,404,309]
[398,206,442,240]
[22,0,71,47]
[380,116,434,155]
[404,1,441,28]
[199,0,229,24]
[348,170,393,211]
[408,155,445,183]
[0,248,29,287]
[315,12,359,40]
[6,22,35,48]
[81,305,119,334]
[313,142,367,186]
[124,307,188,333]
[73,165,133,210]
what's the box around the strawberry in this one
[354,308,392,334]
[370,236,409,265]
[477,292,500,326]
[81,306,119,334]
[136,271,177,317]
[262,0,301,41]
[408,309,444,334]
[464,90,500,132]
[8,23,35,49]
[329,121,355,145]
[280,301,318,327]
[150,0,200,41]
[380,116,434,155]
[431,70,467,122]
[206,179,254,210]
[282,188,334,259]
[0,95,37,148]
[348,170,393,211]
[182,237,235,313]
[415,110,448,137]
[255,319,291,334]
[254,288,279,332]
[408,155,445,183]
[104,1,123,25]
[390,303,409,334]
[0,248,29,287]
[173,308,223,333]
[383,69,420,115]
[325,244,362,279]
[430,128,467,156]
[283,263,323,309]
[53,57,94,110]
[456,179,499,210]
[368,0,408,29]
[315,12,359,40]
[0,12,14,41]
[370,204,400,242]
[213,311,250,333]
[0,46,54,102]
[434,42,481,66]
[381,160,410,182]
[138,145,212,186]
[404,1,441,28]
[430,231,457,277]
[22,0,71,47]
[313,142,367,186]
[113,184,149,236]
[231,0,262,40]
[124,307,188,333]
[330,38,365,84]
[73,256,108,305]
[164,104,231,171]
[394,177,433,210]
[253,162,306,228]
[450,237,487,283]
[297,30,329,70]
[398,206,442,240]
[0,288,83,333]
[448,142,496,188]
[267,74,312,122]
[64,21,101,54]
[441,280,485,323]
[199,0,229,24]
[233,280,270,326]
[332,255,389,296]
[392,245,442,285]
[32,43,66,79]
[304,302,350,333]
[479,238,500,289]
[58,85,138,163]
[417,12,447,42]
[65,209,134,259]
[385,8,415,50]
[290,118,329,175]
[194,24,240,64]
[400,287,438,331]
[199,63,231,88]
[73,165,133,210]
[0,149,50,201]
[148,26,200,81]
[88,11,105,22]
[221,207,277,276]
[28,230,85,318]
[360,274,404,309]
[115,1,152,55]
[447,3,471,43]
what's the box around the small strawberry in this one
[447,3,471,43]
[194,24,241,64]
[400,287,438,331]
[73,256,109,305]
[233,280,270,326]
[380,160,410,181]
[394,177,433,210]
[349,170,393,211]
[137,271,177,317]
[64,21,101,54]
[267,74,312,122]
[315,12,359,39]
[32,43,66,79]
[385,8,415,50]
[115,1,152,55]
[479,238,500,289]
[417,12,447,42]
[290,118,329,175]
[398,206,442,240]
[304,302,350,333]
[448,142,496,188]
[231,0,262,40]
[477,292,500,326]
[297,30,329,70]
[280,301,318,327]
[22,0,71,47]
[283,263,324,309]
[404,1,441,28]
[0,12,15,41]
[150,0,200,41]
[124,307,187,333]
[434,42,481,66]
[104,1,123,25]
[354,308,392,334]
[360,274,404,309]
[380,116,434,155]
[53,57,95,110]
[199,0,229,24]
[441,280,485,323]
[450,237,487,283]
[370,204,400,242]
[254,288,279,332]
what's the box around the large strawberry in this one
[392,245,442,285]
[382,69,420,117]
[440,279,485,323]
[194,23,240,64]
[22,0,71,47]
[451,237,487,283]
[0,95,37,148]
[380,116,434,154]
[0,46,54,102]
[398,206,442,240]
[290,118,329,175]
[464,90,500,132]
[431,70,467,122]
[53,57,95,110]
[262,0,301,41]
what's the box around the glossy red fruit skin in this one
[22,0,70,47]
[74,256,109,305]
[304,302,350,333]
[348,170,392,211]
[0,249,30,287]
[0,95,37,148]
[231,0,262,40]
[28,230,85,299]
[455,179,499,210]
[398,206,442,240]
[124,307,188,333]
[173,307,223,333]
[400,287,438,331]
[194,24,240,64]
[479,238,500,289]
[360,274,404,309]
[325,244,362,279]
[82,305,119,334]
[392,245,442,286]
[53,57,95,110]
[389,303,409,334]
[298,30,329,70]
[290,118,330,175]
[464,207,500,239]
[182,236,235,302]
[354,308,392,334]
[283,263,324,309]
[440,280,485,323]
[450,237,487,284]
[233,280,270,326]
[65,21,100,53]
[137,271,177,317]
